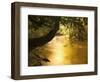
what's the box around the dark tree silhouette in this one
[28,15,60,52]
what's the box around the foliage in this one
[59,17,88,41]
[28,15,59,38]
[28,15,87,41]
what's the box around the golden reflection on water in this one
[48,36,71,65]
[33,35,87,66]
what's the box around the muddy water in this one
[34,35,87,66]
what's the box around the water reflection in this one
[32,35,87,66]
[47,36,71,65]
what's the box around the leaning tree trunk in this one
[28,17,60,53]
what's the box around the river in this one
[31,35,87,66]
